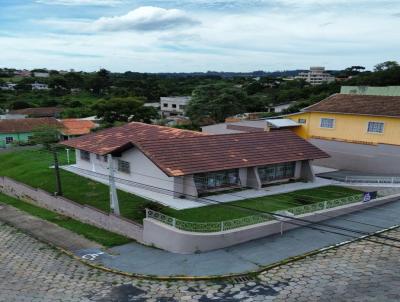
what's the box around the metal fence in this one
[146,209,274,232]
[287,194,364,216]
[333,175,400,185]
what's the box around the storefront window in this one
[194,169,240,194]
[258,162,295,183]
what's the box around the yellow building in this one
[285,94,400,174]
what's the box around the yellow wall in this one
[287,112,400,145]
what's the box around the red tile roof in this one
[61,122,206,155]
[60,119,97,136]
[304,94,400,117]
[136,130,328,176]
[62,122,328,177]
[0,118,62,134]
[9,107,64,117]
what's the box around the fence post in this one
[221,221,224,232]
[324,200,328,209]
[145,208,149,218]
[172,218,176,228]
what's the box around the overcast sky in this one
[1,0,400,72]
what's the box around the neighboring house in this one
[61,122,327,199]
[202,119,300,134]
[0,83,17,91]
[267,102,294,113]
[160,96,191,117]
[341,86,400,96]
[285,93,400,174]
[8,107,64,118]
[33,72,50,78]
[0,118,61,148]
[296,67,335,85]
[31,82,49,90]
[59,119,97,140]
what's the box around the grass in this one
[0,149,361,224]
[0,193,132,247]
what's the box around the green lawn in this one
[0,193,132,247]
[0,149,360,224]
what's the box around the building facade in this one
[296,67,335,85]
[160,96,191,117]
[286,93,400,174]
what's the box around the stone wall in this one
[0,176,143,242]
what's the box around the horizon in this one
[1,0,400,72]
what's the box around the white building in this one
[160,96,191,117]
[296,67,335,85]
[62,122,326,204]
[31,82,49,90]
[33,72,50,78]
[0,83,17,91]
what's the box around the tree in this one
[92,97,159,124]
[186,83,247,124]
[8,101,32,110]
[86,69,111,95]
[374,61,399,71]
[31,125,61,150]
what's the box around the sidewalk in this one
[0,203,101,252]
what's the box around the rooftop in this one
[62,122,328,177]
[9,107,64,117]
[59,119,97,136]
[0,118,61,134]
[303,94,400,118]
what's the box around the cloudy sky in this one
[1,0,400,72]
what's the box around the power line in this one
[61,164,400,246]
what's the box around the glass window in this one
[163,103,168,108]
[320,118,335,129]
[194,169,240,194]
[258,162,296,184]
[118,160,131,174]
[367,122,384,133]
[5,137,13,144]
[172,104,177,108]
[103,155,108,162]
[298,118,306,124]
[96,154,101,160]
[80,150,90,161]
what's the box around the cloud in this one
[36,0,122,6]
[92,6,199,31]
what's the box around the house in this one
[59,119,97,140]
[61,122,327,199]
[0,118,61,148]
[160,96,191,117]
[8,107,64,118]
[285,93,400,174]
[31,82,49,90]
[0,83,17,91]
[267,102,294,113]
[295,67,335,85]
[33,71,50,78]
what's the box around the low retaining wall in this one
[0,176,143,242]
[143,193,400,254]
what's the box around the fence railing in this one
[333,175,400,185]
[146,209,274,232]
[286,194,364,216]
[146,189,400,233]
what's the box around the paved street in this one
[1,222,400,301]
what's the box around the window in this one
[298,118,306,124]
[118,160,130,174]
[367,122,384,134]
[163,103,168,108]
[96,154,101,160]
[194,169,240,194]
[179,105,186,110]
[5,137,13,144]
[258,162,296,184]
[172,104,177,108]
[320,118,335,129]
[80,150,90,162]
[103,155,108,162]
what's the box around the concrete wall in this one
[310,139,400,175]
[0,176,143,242]
[143,193,400,254]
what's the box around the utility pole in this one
[53,148,63,196]
[108,154,120,215]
